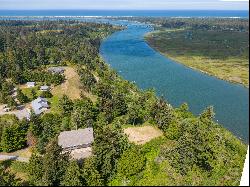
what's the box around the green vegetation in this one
[0,19,247,186]
[0,116,28,152]
[144,18,249,87]
[0,161,22,186]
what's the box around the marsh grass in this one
[145,29,249,87]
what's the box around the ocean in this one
[0,10,248,18]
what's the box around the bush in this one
[117,146,146,178]
[0,122,28,152]
[40,91,53,98]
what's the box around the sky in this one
[0,0,249,10]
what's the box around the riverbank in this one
[145,30,249,88]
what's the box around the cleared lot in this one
[124,125,163,145]
[51,67,81,100]
[51,66,97,102]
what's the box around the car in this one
[16,105,24,110]
[3,108,11,112]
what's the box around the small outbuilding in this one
[26,82,36,88]
[48,67,65,74]
[40,85,50,91]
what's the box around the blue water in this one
[0,10,248,18]
[99,20,249,142]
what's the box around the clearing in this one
[124,125,163,145]
[51,66,97,102]
[51,66,81,100]
[0,104,30,120]
[51,67,97,102]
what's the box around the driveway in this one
[0,155,29,162]
[0,104,30,120]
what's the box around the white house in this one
[26,82,36,88]
[40,85,50,91]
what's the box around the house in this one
[48,67,65,74]
[40,85,50,91]
[58,128,94,159]
[26,82,36,88]
[31,97,49,115]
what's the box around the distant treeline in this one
[112,17,249,32]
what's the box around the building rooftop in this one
[31,97,49,115]
[58,128,94,150]
[48,67,65,74]
[40,85,49,90]
[27,82,36,85]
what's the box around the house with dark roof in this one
[48,67,65,74]
[58,128,94,159]
[31,97,49,115]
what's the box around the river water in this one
[100,20,249,142]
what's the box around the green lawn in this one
[145,29,249,87]
[21,87,41,100]
[48,95,61,114]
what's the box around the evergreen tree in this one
[31,89,37,100]
[0,164,21,186]
[17,89,29,104]
[82,157,104,186]
[58,95,74,116]
[1,122,28,152]
[28,154,44,185]
[61,161,82,186]
[41,139,70,186]
[93,123,130,182]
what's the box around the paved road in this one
[0,155,29,162]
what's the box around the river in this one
[100,20,249,142]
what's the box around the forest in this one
[0,20,247,186]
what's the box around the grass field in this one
[124,125,163,145]
[51,66,97,102]
[21,86,42,100]
[145,29,249,87]
[51,66,81,100]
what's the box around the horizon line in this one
[0,9,249,11]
